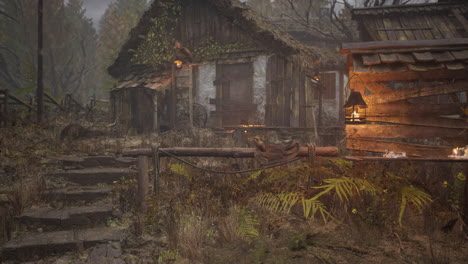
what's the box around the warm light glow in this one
[351,111,359,118]
[313,76,320,81]
[174,60,183,68]
[240,124,266,128]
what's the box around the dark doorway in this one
[216,63,255,126]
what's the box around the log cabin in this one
[107,0,344,144]
[341,2,468,157]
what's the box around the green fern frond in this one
[237,208,259,242]
[398,185,432,226]
[312,177,380,202]
[254,192,300,214]
[302,197,333,223]
[169,163,189,177]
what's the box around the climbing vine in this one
[193,38,244,61]
[131,0,182,67]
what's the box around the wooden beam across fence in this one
[122,146,339,158]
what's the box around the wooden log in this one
[464,164,468,234]
[366,102,463,117]
[341,39,468,54]
[366,116,468,129]
[349,69,467,83]
[122,146,339,158]
[344,156,468,162]
[364,81,468,105]
[136,155,149,235]
[346,138,452,157]
[346,124,468,139]
[44,92,65,112]
[5,93,35,111]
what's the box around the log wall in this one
[346,67,468,157]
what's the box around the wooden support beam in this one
[123,146,339,158]
[364,81,468,105]
[346,124,468,139]
[341,38,468,54]
[350,69,467,83]
[136,155,149,235]
[6,93,35,111]
[44,92,64,112]
[346,138,452,157]
[366,116,468,129]
[366,102,463,117]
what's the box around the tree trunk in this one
[37,0,44,122]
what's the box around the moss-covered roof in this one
[108,0,321,78]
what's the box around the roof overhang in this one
[341,39,468,77]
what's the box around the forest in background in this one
[0,0,147,104]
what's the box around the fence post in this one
[152,143,160,196]
[463,165,468,234]
[136,155,149,235]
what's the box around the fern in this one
[302,197,334,223]
[312,176,380,202]
[237,208,260,242]
[169,163,189,177]
[398,185,432,226]
[255,192,333,223]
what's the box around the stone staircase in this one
[1,155,136,262]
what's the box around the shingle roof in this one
[351,2,468,41]
[342,39,468,73]
[108,0,320,78]
[113,69,171,92]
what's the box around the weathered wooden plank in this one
[397,53,415,63]
[346,138,452,157]
[346,124,468,139]
[412,52,434,62]
[379,53,398,63]
[341,39,468,54]
[432,51,455,62]
[364,81,468,105]
[350,68,467,82]
[352,55,371,73]
[450,50,468,60]
[366,102,463,117]
[408,63,428,72]
[362,54,381,65]
[446,62,465,71]
[344,156,468,162]
[366,116,468,129]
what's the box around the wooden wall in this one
[346,69,468,157]
[112,88,159,134]
[265,55,308,127]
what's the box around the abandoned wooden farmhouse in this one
[341,2,468,157]
[108,0,344,142]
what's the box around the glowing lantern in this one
[173,60,183,69]
[344,91,367,124]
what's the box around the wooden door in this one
[216,63,254,126]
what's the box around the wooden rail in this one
[122,146,339,158]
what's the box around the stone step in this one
[18,206,114,230]
[57,155,136,169]
[45,185,113,203]
[49,168,136,185]
[1,227,124,261]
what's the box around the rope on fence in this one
[157,148,310,175]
